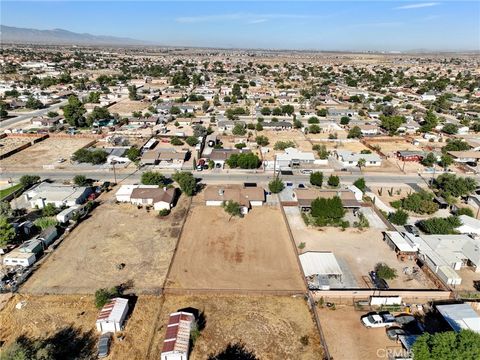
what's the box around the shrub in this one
[269,178,284,194]
[141,171,166,185]
[172,171,197,196]
[388,209,409,225]
[273,140,296,150]
[310,172,323,187]
[73,175,90,186]
[34,217,58,230]
[72,148,108,164]
[300,335,309,346]
[185,136,199,146]
[401,190,438,215]
[255,135,269,146]
[375,263,397,280]
[418,216,462,234]
[226,153,261,169]
[158,209,170,217]
[19,175,40,188]
[94,287,120,309]
[456,207,474,217]
[327,175,340,187]
[353,178,366,192]
[170,136,184,146]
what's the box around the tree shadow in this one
[208,343,258,360]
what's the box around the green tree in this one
[380,115,405,134]
[268,178,284,194]
[170,137,184,146]
[401,190,438,215]
[73,175,90,186]
[310,172,323,187]
[273,141,296,150]
[421,152,436,167]
[34,217,58,230]
[388,209,409,225]
[222,200,243,219]
[340,116,350,125]
[72,148,108,164]
[94,287,120,309]
[310,196,345,225]
[347,126,362,138]
[86,91,101,103]
[412,330,480,360]
[141,171,166,186]
[63,95,86,127]
[442,139,471,153]
[86,106,111,126]
[418,216,462,234]
[308,116,319,124]
[293,119,303,129]
[439,154,454,169]
[317,108,328,117]
[42,203,58,217]
[327,175,340,187]
[0,201,12,218]
[434,173,477,198]
[255,135,269,146]
[26,96,43,109]
[420,110,438,132]
[128,85,138,100]
[375,263,397,280]
[309,124,321,134]
[186,136,199,147]
[0,102,8,118]
[353,177,366,192]
[125,146,141,162]
[357,158,366,171]
[19,175,40,188]
[0,216,16,247]
[172,172,197,196]
[442,123,458,135]
[232,123,246,136]
[255,122,263,131]
[456,207,474,217]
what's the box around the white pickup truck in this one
[361,312,396,328]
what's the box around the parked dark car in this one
[369,271,389,289]
[386,327,406,341]
[404,225,419,236]
[98,332,112,358]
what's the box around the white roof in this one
[115,184,157,198]
[299,252,343,277]
[385,231,418,252]
[436,303,480,334]
[276,147,315,162]
[336,150,381,163]
[96,297,128,324]
[457,215,480,235]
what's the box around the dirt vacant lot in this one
[318,305,403,360]
[23,193,189,294]
[145,295,323,360]
[108,99,151,116]
[1,137,93,169]
[167,205,305,291]
[0,294,98,357]
[0,136,39,157]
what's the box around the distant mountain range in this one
[0,25,148,46]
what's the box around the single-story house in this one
[262,121,292,130]
[30,115,63,127]
[294,188,362,210]
[161,311,195,360]
[448,151,480,164]
[204,185,265,214]
[115,185,175,211]
[456,215,480,236]
[358,125,378,136]
[24,183,92,209]
[217,120,245,132]
[396,150,426,162]
[206,148,250,169]
[275,147,316,168]
[96,297,129,334]
[128,116,159,126]
[334,150,382,167]
[140,149,187,167]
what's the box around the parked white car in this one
[361,312,396,328]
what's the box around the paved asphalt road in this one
[0,100,68,129]
[1,168,454,187]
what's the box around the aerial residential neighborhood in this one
[0,1,480,360]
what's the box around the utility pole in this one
[112,161,117,184]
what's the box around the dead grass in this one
[22,192,189,294]
[148,295,324,360]
[1,137,93,168]
[108,99,151,116]
[167,204,305,291]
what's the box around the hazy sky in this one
[2,1,479,51]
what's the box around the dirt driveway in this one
[167,205,305,291]
[319,305,404,360]
[283,206,437,289]
[22,193,189,294]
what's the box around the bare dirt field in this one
[0,136,38,157]
[22,192,189,294]
[0,294,98,356]
[314,139,370,153]
[167,205,305,291]
[146,295,324,360]
[283,207,438,289]
[318,305,403,360]
[108,99,151,116]
[1,137,93,169]
[367,139,420,156]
